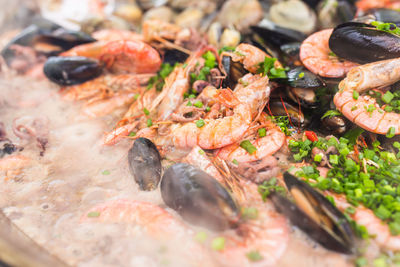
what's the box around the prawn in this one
[186,149,289,267]
[168,73,270,149]
[215,115,285,163]
[225,43,282,73]
[329,193,400,251]
[334,58,400,135]
[356,0,400,12]
[61,40,161,74]
[300,29,358,78]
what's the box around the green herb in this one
[196,119,205,128]
[382,91,394,104]
[194,101,203,108]
[246,251,263,262]
[328,51,337,57]
[134,93,140,100]
[351,105,358,111]
[343,127,364,145]
[241,207,258,220]
[240,140,257,155]
[194,231,208,243]
[321,110,341,119]
[147,119,153,127]
[143,108,150,115]
[298,72,305,78]
[270,116,292,136]
[205,106,211,112]
[353,90,359,100]
[232,159,239,165]
[355,257,368,267]
[258,128,266,137]
[87,211,100,218]
[211,237,225,251]
[314,153,323,162]
[218,46,235,54]
[258,178,285,200]
[147,63,176,91]
[128,131,136,137]
[102,170,110,175]
[202,51,217,69]
[198,149,205,155]
[373,257,388,267]
[387,126,396,138]
[257,57,287,79]
[371,21,400,37]
[186,101,192,106]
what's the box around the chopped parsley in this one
[258,177,286,200]
[371,21,400,37]
[257,57,287,79]
[147,63,177,91]
[321,110,342,119]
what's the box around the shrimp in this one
[356,0,400,12]
[62,40,161,74]
[334,58,400,135]
[92,29,144,42]
[103,88,158,145]
[225,43,282,73]
[168,73,270,149]
[81,199,185,238]
[215,116,285,163]
[186,149,289,267]
[300,29,358,78]
[0,155,30,180]
[329,193,400,251]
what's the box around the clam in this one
[271,172,356,254]
[43,56,103,86]
[329,22,400,64]
[269,0,317,34]
[207,22,241,49]
[160,163,239,231]
[218,0,263,32]
[316,0,355,29]
[128,138,162,191]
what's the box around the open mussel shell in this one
[43,56,103,86]
[329,22,400,64]
[128,138,162,191]
[286,87,318,109]
[267,100,308,128]
[221,55,248,89]
[320,115,348,135]
[160,163,239,231]
[162,49,189,66]
[271,172,356,254]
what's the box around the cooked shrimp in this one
[82,91,137,118]
[187,152,289,267]
[334,58,400,135]
[92,29,144,42]
[103,88,158,145]
[81,199,185,238]
[0,155,30,180]
[216,116,285,163]
[356,0,400,12]
[300,29,358,78]
[226,43,282,73]
[62,40,161,74]
[330,193,400,251]
[168,74,270,149]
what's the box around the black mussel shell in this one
[43,56,103,86]
[128,138,162,191]
[286,87,318,109]
[329,22,400,64]
[268,100,308,128]
[278,67,325,89]
[251,24,306,50]
[279,42,301,66]
[271,172,356,254]
[160,163,239,231]
[370,9,400,25]
[221,55,248,89]
[163,49,189,66]
[37,28,96,52]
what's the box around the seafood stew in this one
[3,0,400,266]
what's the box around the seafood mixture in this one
[3,0,400,266]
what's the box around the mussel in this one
[128,138,162,191]
[320,114,348,135]
[267,99,309,128]
[271,172,356,254]
[43,56,103,86]
[369,9,400,25]
[1,18,96,70]
[221,55,248,89]
[329,22,400,64]
[160,163,239,231]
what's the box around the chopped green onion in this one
[87,211,100,218]
[102,170,110,175]
[240,140,257,155]
[353,90,359,100]
[258,128,266,137]
[147,119,153,127]
[241,207,258,220]
[211,237,225,251]
[382,91,394,104]
[194,101,203,108]
[143,108,150,115]
[194,231,208,243]
[298,72,305,78]
[232,159,239,165]
[198,149,205,155]
[196,119,205,128]
[128,131,136,137]
[386,126,396,138]
[246,251,263,262]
